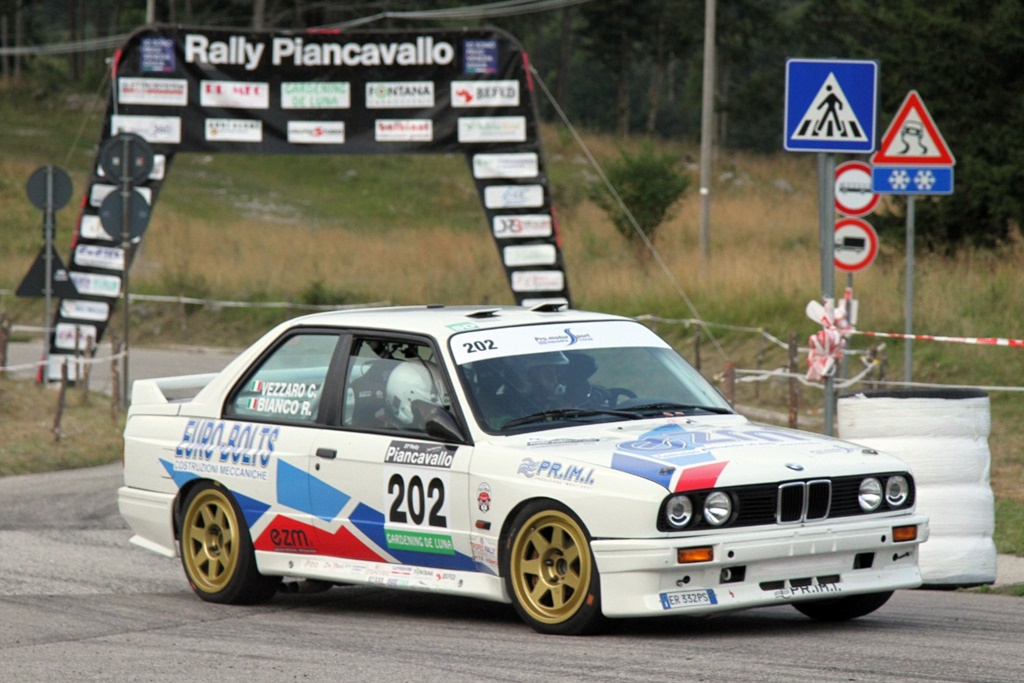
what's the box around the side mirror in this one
[424,407,466,443]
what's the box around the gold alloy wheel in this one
[508,509,592,625]
[181,487,242,595]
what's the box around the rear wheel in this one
[793,591,894,621]
[179,482,279,604]
[503,501,604,635]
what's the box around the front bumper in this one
[592,514,928,618]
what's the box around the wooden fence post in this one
[0,315,9,378]
[110,334,121,421]
[53,359,68,442]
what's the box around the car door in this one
[308,334,479,573]
[221,329,345,555]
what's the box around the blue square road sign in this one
[785,59,878,153]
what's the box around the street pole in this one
[905,196,915,383]
[818,153,836,435]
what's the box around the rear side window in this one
[227,333,340,424]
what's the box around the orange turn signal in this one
[892,525,918,542]
[677,546,714,564]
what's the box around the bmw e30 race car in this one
[118,305,927,635]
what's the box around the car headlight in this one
[703,491,733,526]
[665,494,694,529]
[885,475,910,507]
[858,477,883,512]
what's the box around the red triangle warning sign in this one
[871,90,955,166]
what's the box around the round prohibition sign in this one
[835,161,879,217]
[834,217,878,272]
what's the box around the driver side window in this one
[342,339,450,434]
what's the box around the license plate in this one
[659,589,717,610]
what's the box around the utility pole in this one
[697,0,717,273]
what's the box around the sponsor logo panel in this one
[69,272,121,297]
[472,152,538,179]
[74,244,125,270]
[385,441,456,469]
[281,81,351,109]
[60,299,110,322]
[200,80,269,109]
[483,184,544,209]
[365,81,435,109]
[118,77,188,106]
[140,37,176,73]
[462,39,498,74]
[503,244,557,267]
[110,115,181,144]
[55,322,98,350]
[451,80,519,108]
[516,457,595,487]
[205,118,263,142]
[375,119,433,142]
[510,269,565,293]
[457,116,526,143]
[174,418,276,478]
[78,214,112,241]
[492,214,552,238]
[287,121,346,144]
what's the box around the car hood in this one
[487,414,908,492]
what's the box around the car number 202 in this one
[386,470,449,528]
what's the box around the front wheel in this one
[502,501,605,635]
[792,591,894,621]
[179,482,280,604]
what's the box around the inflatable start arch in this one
[48,25,570,379]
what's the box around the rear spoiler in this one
[130,373,219,407]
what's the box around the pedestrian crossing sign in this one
[871,90,955,166]
[785,58,878,153]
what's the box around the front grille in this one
[778,480,832,523]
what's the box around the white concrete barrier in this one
[838,389,996,586]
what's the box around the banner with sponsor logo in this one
[48,25,569,376]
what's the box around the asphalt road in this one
[4,340,1024,681]
[0,463,1022,683]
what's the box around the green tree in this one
[590,144,691,257]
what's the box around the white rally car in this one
[119,305,927,634]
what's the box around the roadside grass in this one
[0,378,124,477]
[2,82,1024,558]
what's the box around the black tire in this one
[792,590,894,621]
[179,481,280,605]
[502,501,605,635]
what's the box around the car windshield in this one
[450,320,732,433]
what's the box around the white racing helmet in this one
[385,362,448,426]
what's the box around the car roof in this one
[282,304,628,341]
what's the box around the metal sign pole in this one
[818,153,836,435]
[904,196,915,383]
[43,166,54,381]
[121,136,132,409]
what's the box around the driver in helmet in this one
[519,351,570,411]
[385,361,450,431]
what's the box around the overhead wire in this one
[528,67,728,361]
